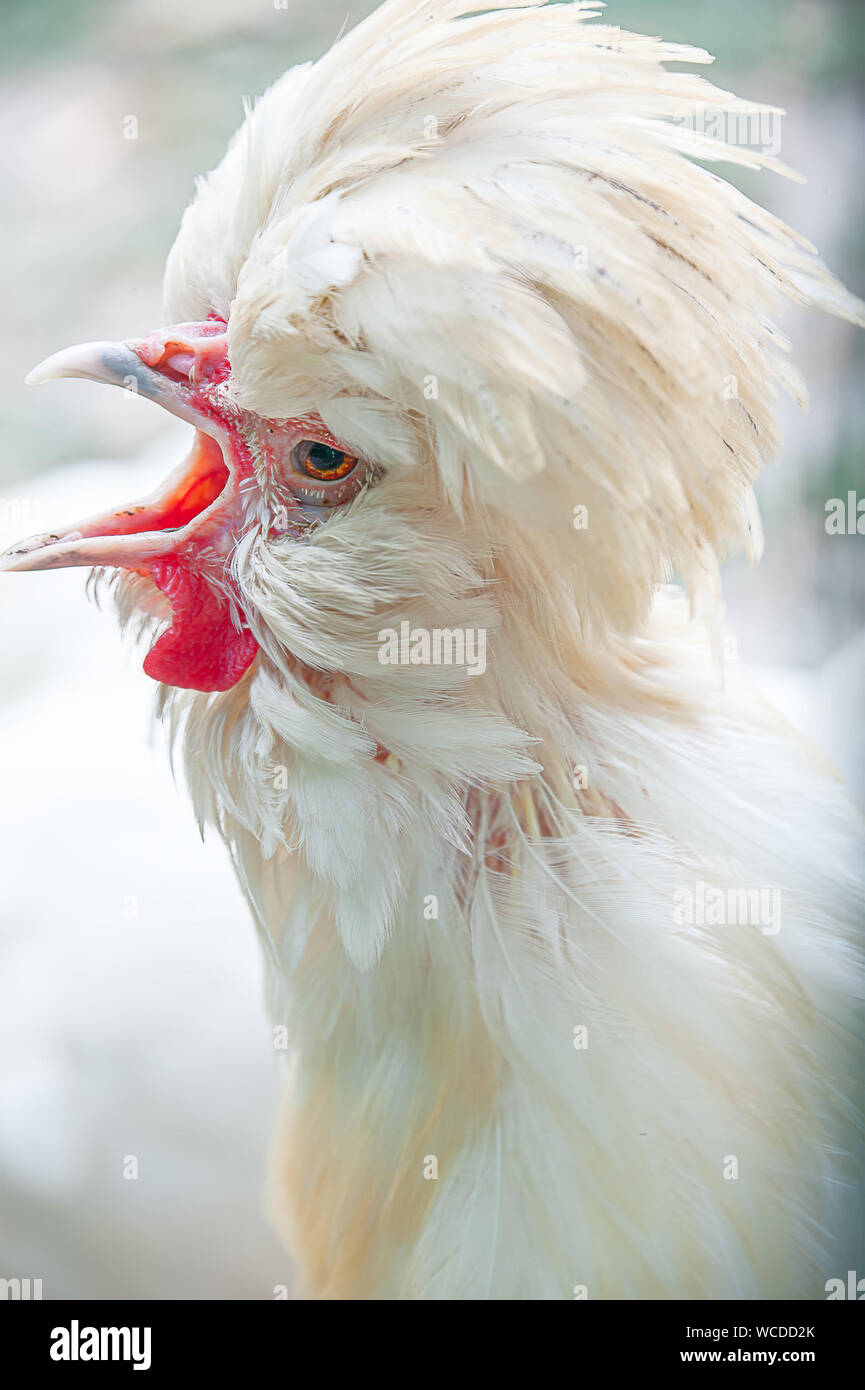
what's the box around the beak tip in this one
[22,342,138,392]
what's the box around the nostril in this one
[134,321,231,386]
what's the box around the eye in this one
[292,440,358,482]
[284,436,369,512]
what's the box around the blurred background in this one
[0,0,862,1298]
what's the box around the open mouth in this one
[0,327,260,693]
[1,429,231,574]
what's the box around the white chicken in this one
[3,0,863,1299]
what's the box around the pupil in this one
[308,443,344,471]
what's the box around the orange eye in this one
[293,440,357,481]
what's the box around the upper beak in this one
[25,338,214,426]
[1,337,231,574]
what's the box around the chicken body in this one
[177,583,862,1299]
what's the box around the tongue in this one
[143,558,258,692]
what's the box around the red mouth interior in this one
[83,432,231,547]
[155,447,229,532]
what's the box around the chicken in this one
[2,0,862,1300]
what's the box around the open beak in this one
[1,336,234,575]
[2,320,261,692]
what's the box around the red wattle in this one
[143,558,258,692]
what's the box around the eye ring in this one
[292,440,358,482]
